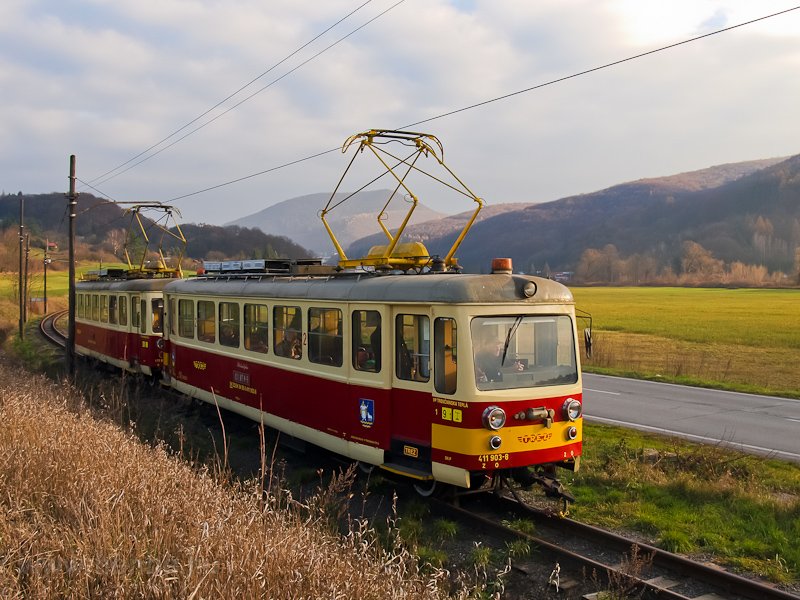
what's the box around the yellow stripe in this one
[432,420,582,455]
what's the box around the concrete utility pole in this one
[67,155,77,377]
[24,233,29,324]
[44,239,50,314]
[18,196,24,339]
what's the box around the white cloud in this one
[1,0,799,225]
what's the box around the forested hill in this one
[0,193,312,265]
[347,155,800,275]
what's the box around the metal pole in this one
[44,239,49,314]
[24,233,29,323]
[67,155,77,377]
[18,196,24,339]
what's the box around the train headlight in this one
[482,406,506,430]
[567,426,578,440]
[562,398,582,422]
[489,435,502,450]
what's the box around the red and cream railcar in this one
[162,263,583,493]
[75,276,169,377]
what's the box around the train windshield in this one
[471,315,577,391]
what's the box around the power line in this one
[96,0,407,190]
[166,4,800,205]
[85,0,378,188]
[401,4,800,130]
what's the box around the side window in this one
[131,296,140,329]
[140,299,146,334]
[273,305,301,359]
[352,310,381,372]
[118,296,128,327]
[178,299,194,338]
[109,296,118,325]
[244,303,269,353]
[219,302,240,348]
[197,300,216,343]
[396,314,430,382]
[100,295,109,323]
[77,294,84,319]
[91,295,100,321]
[309,307,342,366]
[152,299,164,334]
[434,318,458,395]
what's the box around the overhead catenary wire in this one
[85,0,381,189]
[163,4,800,206]
[94,0,407,190]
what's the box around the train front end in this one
[429,273,583,497]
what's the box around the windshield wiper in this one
[501,316,524,366]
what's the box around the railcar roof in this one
[76,278,174,292]
[164,272,574,305]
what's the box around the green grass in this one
[561,424,800,584]
[572,287,800,349]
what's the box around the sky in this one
[2,0,799,226]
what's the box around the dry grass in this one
[0,359,453,599]
[585,330,800,396]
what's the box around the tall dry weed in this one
[0,359,453,599]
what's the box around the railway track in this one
[39,310,67,347]
[433,493,798,600]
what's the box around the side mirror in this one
[584,327,592,359]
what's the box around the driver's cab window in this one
[396,314,429,382]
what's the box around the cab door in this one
[387,308,432,474]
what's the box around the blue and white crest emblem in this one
[359,398,375,428]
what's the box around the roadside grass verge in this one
[0,360,455,599]
[563,424,800,585]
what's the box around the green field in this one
[572,286,800,397]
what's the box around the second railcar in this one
[75,277,169,377]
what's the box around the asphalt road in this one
[582,373,800,463]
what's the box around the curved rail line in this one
[39,310,68,348]
[433,494,798,600]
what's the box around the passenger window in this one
[118,296,128,327]
[219,302,240,348]
[396,314,430,382]
[109,296,118,325]
[434,318,458,395]
[273,306,301,359]
[77,294,84,319]
[352,310,381,372]
[309,307,342,366]
[91,295,100,321]
[152,299,164,334]
[197,300,215,343]
[244,304,269,353]
[131,296,140,329]
[178,299,194,338]
[140,300,146,334]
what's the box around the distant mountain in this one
[346,156,799,274]
[0,192,313,263]
[225,190,447,255]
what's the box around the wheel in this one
[413,479,437,497]
[357,461,375,475]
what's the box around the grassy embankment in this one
[574,286,800,398]
[0,361,456,598]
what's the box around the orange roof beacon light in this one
[320,129,484,272]
[491,258,513,274]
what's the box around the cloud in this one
[2,0,799,225]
